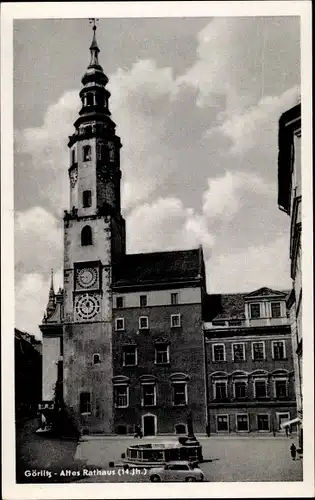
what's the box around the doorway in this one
[142,414,156,436]
[277,412,290,431]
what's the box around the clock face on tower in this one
[75,293,100,320]
[76,267,98,289]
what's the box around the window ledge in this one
[115,406,129,409]
[155,362,170,366]
[80,412,91,416]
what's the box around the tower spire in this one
[46,269,56,318]
[88,18,100,67]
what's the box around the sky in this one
[13,16,301,338]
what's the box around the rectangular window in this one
[232,343,245,361]
[254,380,267,399]
[171,293,179,305]
[257,414,269,431]
[139,316,149,329]
[275,380,287,398]
[155,344,169,364]
[213,344,225,362]
[80,392,91,414]
[116,297,124,309]
[83,145,91,161]
[71,149,76,164]
[173,383,187,406]
[271,302,281,318]
[171,314,181,328]
[114,385,128,408]
[83,190,92,208]
[140,295,147,307]
[123,346,137,366]
[250,303,261,319]
[216,415,228,432]
[142,384,156,407]
[252,342,265,361]
[234,381,247,399]
[236,414,249,431]
[215,382,227,400]
[115,318,125,331]
[272,341,286,360]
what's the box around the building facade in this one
[203,288,296,434]
[277,103,302,446]
[39,27,297,437]
[40,27,207,435]
[15,329,42,420]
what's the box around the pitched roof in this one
[113,249,202,288]
[203,293,246,321]
[244,287,288,298]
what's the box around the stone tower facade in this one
[62,25,125,432]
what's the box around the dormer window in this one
[271,302,281,318]
[83,145,91,162]
[250,303,261,319]
[83,190,92,208]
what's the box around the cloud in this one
[178,17,300,115]
[206,235,291,294]
[15,206,63,277]
[127,197,214,254]
[202,171,274,219]
[212,86,300,155]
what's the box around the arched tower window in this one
[93,353,101,365]
[83,190,92,208]
[83,145,91,161]
[81,225,93,246]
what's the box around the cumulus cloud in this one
[206,236,291,294]
[127,197,214,254]
[212,86,300,155]
[179,17,300,114]
[15,206,63,276]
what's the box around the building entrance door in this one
[143,415,156,436]
[277,412,290,431]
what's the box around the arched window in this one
[71,149,76,164]
[93,353,101,365]
[83,190,92,208]
[81,225,92,246]
[83,145,91,162]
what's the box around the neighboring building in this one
[40,26,207,435]
[277,102,302,447]
[15,328,42,419]
[203,288,296,434]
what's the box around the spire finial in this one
[50,268,54,293]
[88,18,100,66]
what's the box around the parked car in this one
[149,461,204,482]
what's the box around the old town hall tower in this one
[63,24,125,432]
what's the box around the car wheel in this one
[150,475,161,482]
[185,476,196,482]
